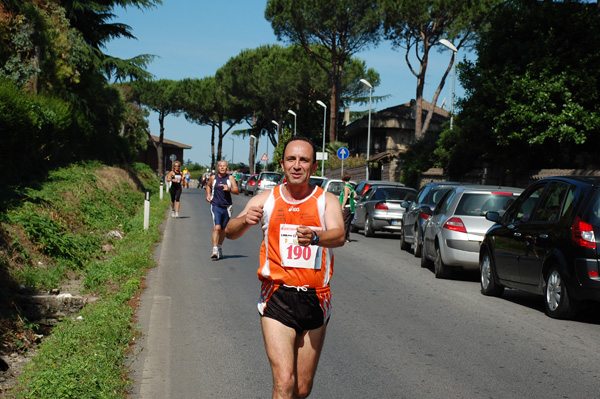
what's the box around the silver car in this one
[420,185,523,279]
[255,171,283,195]
[321,178,357,197]
[352,186,417,237]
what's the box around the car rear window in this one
[310,177,325,187]
[374,188,415,201]
[261,173,281,182]
[327,182,345,195]
[456,193,517,216]
[584,189,600,226]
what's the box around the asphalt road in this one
[128,186,600,399]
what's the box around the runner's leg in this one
[261,317,298,399]
[261,317,327,399]
[294,324,327,398]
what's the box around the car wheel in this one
[434,244,451,279]
[364,215,375,237]
[545,267,578,319]
[480,250,504,297]
[412,226,422,258]
[400,227,410,251]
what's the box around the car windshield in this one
[429,187,455,205]
[456,193,516,216]
[374,188,415,201]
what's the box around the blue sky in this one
[106,0,468,168]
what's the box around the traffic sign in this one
[260,153,269,162]
[337,147,349,160]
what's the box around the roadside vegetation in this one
[0,162,168,398]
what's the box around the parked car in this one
[256,171,283,195]
[355,180,406,199]
[239,173,251,192]
[479,176,600,319]
[244,174,258,196]
[309,176,327,187]
[420,185,523,279]
[352,185,417,237]
[400,181,462,257]
[321,178,357,197]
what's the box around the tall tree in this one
[381,0,500,139]
[265,0,382,142]
[59,0,160,82]
[129,79,183,175]
[180,72,248,170]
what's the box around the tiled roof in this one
[150,135,192,149]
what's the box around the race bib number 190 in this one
[280,224,322,269]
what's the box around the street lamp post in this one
[316,100,327,177]
[439,39,458,130]
[287,110,297,136]
[360,79,372,180]
[229,137,234,165]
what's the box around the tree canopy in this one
[381,0,500,139]
[437,0,600,180]
[265,0,382,142]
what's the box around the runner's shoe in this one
[211,247,219,260]
[171,211,175,218]
[175,212,179,218]
[218,247,223,260]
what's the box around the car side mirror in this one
[486,211,500,223]
[401,200,410,208]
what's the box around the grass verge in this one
[1,162,169,398]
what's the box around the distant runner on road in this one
[206,160,239,260]
[225,137,345,399]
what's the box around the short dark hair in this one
[283,136,317,164]
[342,172,351,182]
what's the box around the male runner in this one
[225,137,345,398]
[206,160,239,260]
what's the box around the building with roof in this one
[342,100,450,181]
[138,135,192,176]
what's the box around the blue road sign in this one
[337,147,349,160]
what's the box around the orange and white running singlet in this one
[257,184,334,323]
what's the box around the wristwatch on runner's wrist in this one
[310,231,319,246]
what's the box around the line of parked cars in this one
[391,177,600,320]
[234,171,600,320]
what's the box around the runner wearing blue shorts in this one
[206,160,239,260]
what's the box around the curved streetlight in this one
[287,110,297,136]
[360,79,372,180]
[316,100,327,177]
[439,39,458,130]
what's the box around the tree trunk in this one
[217,120,223,162]
[157,112,165,175]
[414,51,428,140]
[210,124,216,171]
